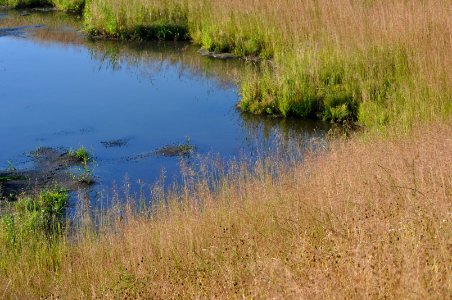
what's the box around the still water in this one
[0,11,330,204]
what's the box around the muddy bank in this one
[0,147,93,200]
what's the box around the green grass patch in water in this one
[68,146,90,164]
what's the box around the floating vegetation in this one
[155,137,194,157]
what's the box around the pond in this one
[0,10,330,208]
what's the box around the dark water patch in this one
[30,7,58,12]
[198,48,238,60]
[124,152,155,162]
[53,127,93,136]
[101,138,130,148]
[79,127,92,134]
[0,24,43,37]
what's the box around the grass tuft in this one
[68,146,90,164]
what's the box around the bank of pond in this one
[2,0,449,130]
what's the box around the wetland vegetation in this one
[0,1,451,298]
[2,0,450,129]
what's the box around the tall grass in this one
[84,0,189,39]
[1,123,450,298]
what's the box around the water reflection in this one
[0,10,250,88]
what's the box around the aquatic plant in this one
[70,162,94,185]
[68,146,90,164]
[155,137,194,157]
[66,146,95,184]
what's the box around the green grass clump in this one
[240,46,411,124]
[0,189,68,251]
[0,189,69,288]
[68,146,90,164]
[14,189,68,233]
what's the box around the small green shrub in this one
[15,189,68,233]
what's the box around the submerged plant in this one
[67,146,95,184]
[70,162,94,185]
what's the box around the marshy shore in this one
[0,1,451,298]
[1,0,450,129]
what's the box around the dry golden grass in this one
[1,122,450,299]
